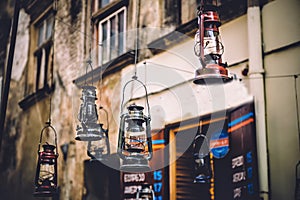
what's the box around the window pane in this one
[101,0,110,7]
[98,7,126,65]
[38,24,44,47]
[102,22,108,63]
[110,17,117,59]
[118,11,124,55]
[46,17,53,40]
[38,49,45,89]
[35,51,42,90]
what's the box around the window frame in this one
[33,14,54,92]
[19,10,55,110]
[98,6,127,65]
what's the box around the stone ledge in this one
[18,84,55,110]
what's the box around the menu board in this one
[121,129,166,200]
[228,103,260,200]
[121,172,152,200]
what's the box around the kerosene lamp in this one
[193,2,232,84]
[75,60,111,161]
[118,78,153,172]
[75,83,104,141]
[33,121,58,197]
[87,106,111,161]
[193,132,212,184]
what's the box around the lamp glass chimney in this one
[118,103,152,172]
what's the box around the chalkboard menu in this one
[121,172,152,200]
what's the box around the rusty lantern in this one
[75,85,105,141]
[33,122,58,197]
[118,78,153,172]
[193,4,232,84]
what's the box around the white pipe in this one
[247,6,269,200]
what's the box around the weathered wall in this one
[262,0,300,199]
[3,0,300,200]
[0,0,88,199]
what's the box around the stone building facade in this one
[0,0,300,200]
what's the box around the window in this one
[98,7,126,65]
[18,1,56,110]
[34,15,54,91]
[93,0,116,11]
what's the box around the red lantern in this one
[33,122,58,197]
[194,4,232,84]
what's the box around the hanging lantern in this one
[193,4,232,84]
[33,122,58,197]
[75,59,111,160]
[118,78,153,172]
[87,107,110,161]
[75,85,104,141]
[136,183,155,200]
[193,133,212,184]
[87,133,109,161]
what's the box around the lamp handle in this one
[145,116,153,160]
[120,78,151,119]
[83,59,94,86]
[117,114,127,160]
[38,122,58,154]
[99,106,109,134]
[193,133,209,158]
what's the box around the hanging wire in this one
[85,1,94,87]
[144,61,147,109]
[46,0,58,125]
[99,106,109,131]
[48,96,52,124]
[133,0,140,79]
[294,75,300,149]
[128,0,142,102]
[84,59,94,86]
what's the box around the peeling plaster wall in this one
[262,1,300,199]
[11,9,29,81]
[0,0,88,199]
[6,0,300,199]
[0,0,252,199]
[181,0,198,24]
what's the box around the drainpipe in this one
[247,0,269,199]
[0,0,20,151]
